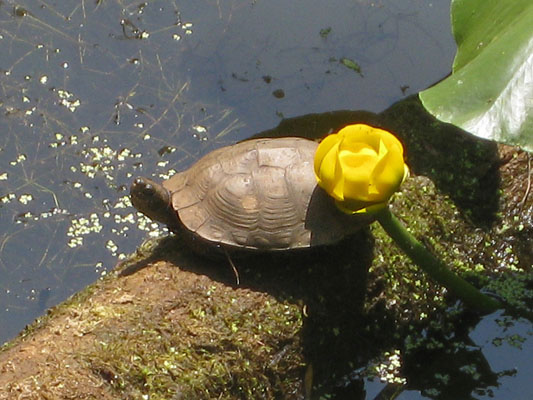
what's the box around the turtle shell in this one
[160,137,369,251]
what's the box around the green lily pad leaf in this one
[419,0,533,151]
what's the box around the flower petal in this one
[338,149,377,201]
[371,140,405,199]
[314,134,340,176]
[317,140,343,199]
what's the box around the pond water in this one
[364,311,532,400]
[0,0,531,398]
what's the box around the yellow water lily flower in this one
[314,124,409,214]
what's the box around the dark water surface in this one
[2,1,530,398]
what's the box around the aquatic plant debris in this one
[319,27,332,38]
[340,57,363,77]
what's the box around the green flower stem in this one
[375,206,501,314]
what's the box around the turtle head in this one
[130,177,178,228]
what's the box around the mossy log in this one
[0,252,304,399]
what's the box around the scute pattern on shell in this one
[162,137,367,250]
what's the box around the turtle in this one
[130,137,370,253]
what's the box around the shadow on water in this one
[402,312,500,400]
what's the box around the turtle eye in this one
[134,178,152,194]
[143,183,155,195]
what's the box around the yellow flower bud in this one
[314,124,409,214]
